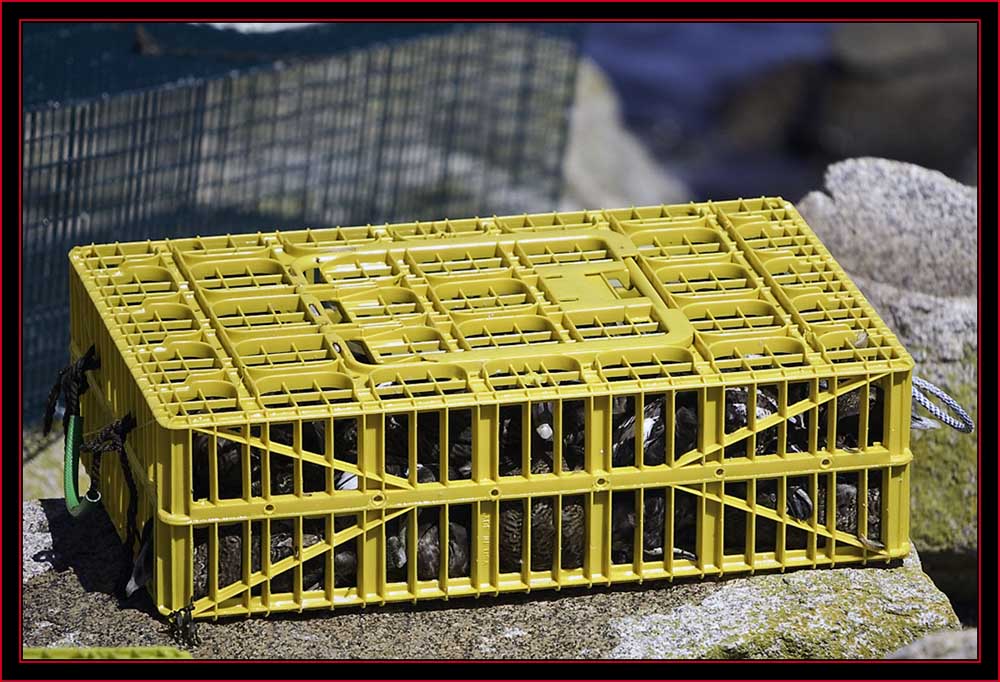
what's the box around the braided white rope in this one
[912,376,975,434]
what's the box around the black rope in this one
[82,412,140,598]
[43,344,100,436]
[42,348,146,599]
[117,444,142,590]
[42,368,67,436]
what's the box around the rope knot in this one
[43,344,101,436]
[82,413,136,454]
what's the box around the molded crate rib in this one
[23,647,192,659]
[69,197,914,619]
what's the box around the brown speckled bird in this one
[754,483,815,520]
[191,433,243,500]
[818,480,883,550]
[498,453,586,571]
[499,495,586,571]
[750,477,883,552]
[723,481,813,553]
[447,410,475,479]
[817,383,885,450]
[381,411,475,482]
[528,402,588,472]
[611,397,700,467]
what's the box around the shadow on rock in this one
[920,551,978,626]
[34,499,159,619]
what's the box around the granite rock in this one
[611,550,959,660]
[798,159,978,623]
[22,499,959,659]
[887,628,978,660]
[798,158,977,297]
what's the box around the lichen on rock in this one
[797,159,978,623]
[610,551,960,659]
[845,275,978,557]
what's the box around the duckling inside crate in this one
[187,420,361,599]
[381,410,477,482]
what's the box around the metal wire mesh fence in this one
[22,23,582,430]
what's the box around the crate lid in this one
[71,198,911,428]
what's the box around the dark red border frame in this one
[5,4,994,680]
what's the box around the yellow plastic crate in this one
[23,647,192,659]
[68,197,914,620]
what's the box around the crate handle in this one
[64,415,102,518]
[912,376,975,434]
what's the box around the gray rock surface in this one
[797,158,978,623]
[23,501,55,583]
[798,158,977,297]
[22,499,959,659]
[888,628,978,660]
[848,275,977,369]
[611,550,959,660]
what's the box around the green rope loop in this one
[64,415,102,518]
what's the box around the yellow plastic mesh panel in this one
[23,647,192,659]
